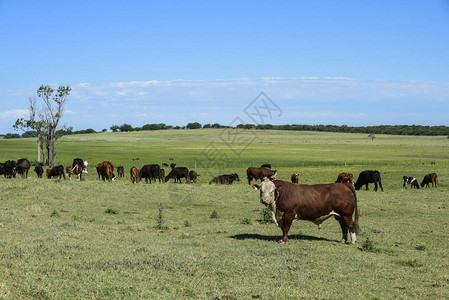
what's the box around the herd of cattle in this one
[0,158,440,244]
[0,158,439,189]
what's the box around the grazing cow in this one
[261,164,272,169]
[291,173,299,184]
[96,161,115,182]
[160,169,165,183]
[253,179,359,244]
[66,166,73,180]
[130,166,140,184]
[47,165,66,180]
[209,173,240,184]
[189,170,199,183]
[246,167,277,185]
[16,158,31,178]
[72,158,84,181]
[34,166,44,178]
[140,164,161,183]
[421,173,438,188]
[117,166,124,178]
[165,167,189,183]
[3,160,18,178]
[0,163,6,176]
[354,170,383,192]
[403,176,420,189]
[335,172,355,185]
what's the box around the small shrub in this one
[155,202,169,230]
[210,210,219,219]
[415,245,426,251]
[358,237,377,252]
[398,259,423,268]
[50,210,60,217]
[105,208,118,215]
[184,220,191,227]
[260,208,274,224]
[241,217,253,225]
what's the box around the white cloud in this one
[2,77,448,133]
[0,109,29,118]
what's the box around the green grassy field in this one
[1,130,448,299]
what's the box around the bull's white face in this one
[256,179,276,206]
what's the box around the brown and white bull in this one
[253,179,359,244]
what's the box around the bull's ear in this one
[252,184,260,190]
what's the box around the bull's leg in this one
[374,182,378,191]
[337,217,348,243]
[365,183,369,191]
[378,179,383,191]
[247,175,252,185]
[279,212,294,244]
[341,216,356,244]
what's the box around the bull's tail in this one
[350,186,360,234]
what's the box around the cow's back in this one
[273,180,356,221]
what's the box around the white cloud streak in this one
[1,77,448,133]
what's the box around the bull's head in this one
[252,179,277,206]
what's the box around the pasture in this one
[1,129,448,299]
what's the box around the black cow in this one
[0,163,5,176]
[403,176,420,189]
[165,167,189,183]
[17,158,31,178]
[140,164,161,183]
[72,158,84,181]
[209,173,240,184]
[3,160,18,178]
[354,170,383,191]
[261,164,272,169]
[34,166,44,178]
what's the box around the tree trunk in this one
[37,135,41,162]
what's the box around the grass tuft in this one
[105,208,118,215]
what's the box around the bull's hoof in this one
[278,240,287,244]
[340,239,347,244]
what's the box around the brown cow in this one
[117,166,124,178]
[335,172,355,185]
[66,166,73,180]
[253,179,359,244]
[96,161,115,182]
[47,165,66,180]
[17,158,31,178]
[130,166,140,184]
[291,173,299,184]
[189,170,199,183]
[246,167,277,185]
[421,173,438,188]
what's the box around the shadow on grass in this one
[229,233,335,243]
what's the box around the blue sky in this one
[1,1,449,133]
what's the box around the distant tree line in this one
[4,123,449,138]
